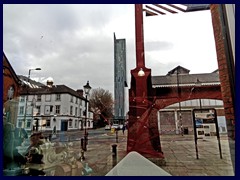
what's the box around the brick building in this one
[3,53,22,126]
[3,53,21,104]
[153,66,225,135]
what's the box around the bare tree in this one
[89,88,114,126]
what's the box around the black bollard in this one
[81,138,84,150]
[112,144,117,157]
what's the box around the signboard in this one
[194,110,217,138]
[192,108,222,159]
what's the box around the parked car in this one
[105,125,111,130]
[111,124,120,130]
[119,124,123,130]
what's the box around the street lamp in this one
[83,81,91,151]
[23,68,41,130]
[138,68,145,76]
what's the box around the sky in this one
[3,4,218,96]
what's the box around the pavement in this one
[81,131,234,176]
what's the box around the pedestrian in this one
[180,125,184,136]
[122,125,126,135]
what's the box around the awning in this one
[143,4,210,16]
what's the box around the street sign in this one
[192,108,222,159]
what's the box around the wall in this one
[210,4,235,139]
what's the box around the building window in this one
[70,95,73,103]
[19,106,24,115]
[46,119,51,128]
[45,105,51,115]
[79,109,82,117]
[56,94,61,101]
[75,120,78,128]
[17,119,23,128]
[70,106,73,115]
[36,106,41,115]
[50,105,53,113]
[26,120,31,129]
[20,96,25,102]
[75,98,78,104]
[7,86,14,100]
[55,105,60,114]
[75,107,78,116]
[37,95,41,101]
[69,119,73,128]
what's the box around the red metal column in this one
[127,4,164,159]
[135,4,145,68]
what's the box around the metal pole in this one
[192,110,199,159]
[85,95,87,136]
[177,67,183,135]
[23,69,31,129]
[214,109,223,159]
[84,94,88,151]
[83,80,91,151]
[199,99,202,109]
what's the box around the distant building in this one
[114,33,127,124]
[17,77,93,133]
[152,66,226,135]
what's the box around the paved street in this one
[80,131,234,176]
[51,129,234,176]
[160,135,234,176]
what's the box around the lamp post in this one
[176,67,183,135]
[195,78,202,110]
[83,81,91,151]
[23,68,41,130]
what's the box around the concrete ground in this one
[82,131,234,176]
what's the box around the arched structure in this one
[127,4,228,159]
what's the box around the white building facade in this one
[17,82,93,134]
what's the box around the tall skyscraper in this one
[114,33,127,123]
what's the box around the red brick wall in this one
[159,111,175,134]
[210,4,235,139]
[3,55,20,104]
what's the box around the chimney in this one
[77,89,83,97]
[46,77,54,87]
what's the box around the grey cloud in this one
[145,41,174,52]
[3,4,217,96]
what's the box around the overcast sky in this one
[3,4,218,96]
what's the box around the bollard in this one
[112,144,117,157]
[84,134,88,150]
[81,138,84,149]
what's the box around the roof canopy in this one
[143,4,210,16]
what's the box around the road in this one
[52,127,119,145]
